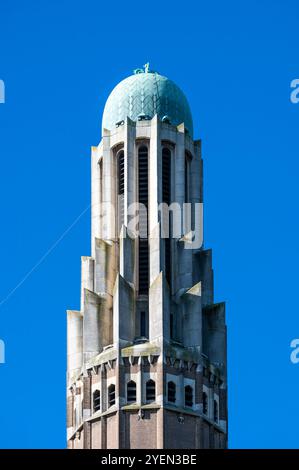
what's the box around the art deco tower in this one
[67,65,228,449]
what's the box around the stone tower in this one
[67,66,228,449]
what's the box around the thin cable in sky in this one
[0,204,91,308]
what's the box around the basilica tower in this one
[66,65,228,449]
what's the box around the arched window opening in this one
[146,379,156,402]
[214,399,218,423]
[127,380,137,403]
[138,145,149,294]
[162,148,171,286]
[185,385,193,407]
[203,391,208,415]
[185,152,191,204]
[108,384,116,407]
[117,150,125,233]
[167,381,176,403]
[93,389,101,413]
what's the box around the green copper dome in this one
[102,66,193,136]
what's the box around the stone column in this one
[101,129,115,242]
[149,115,161,234]
[91,145,101,257]
[67,310,83,376]
[124,118,136,228]
[119,226,135,286]
[81,256,94,312]
[182,282,202,349]
[83,290,102,363]
[149,272,170,343]
[113,274,135,346]
[173,127,193,305]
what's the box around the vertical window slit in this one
[140,311,146,337]
[138,146,149,294]
[162,148,171,285]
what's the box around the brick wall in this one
[128,410,157,449]
[91,419,102,449]
[106,413,118,449]
[164,410,197,448]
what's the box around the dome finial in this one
[133,62,152,75]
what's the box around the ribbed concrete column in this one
[182,282,202,348]
[67,310,83,375]
[102,129,115,241]
[94,238,116,309]
[149,115,161,234]
[81,256,94,312]
[94,239,107,295]
[194,249,214,306]
[113,274,135,345]
[189,139,203,252]
[174,125,193,296]
[124,118,136,227]
[83,290,102,363]
[175,124,186,232]
[149,272,170,342]
[91,145,101,257]
[203,302,226,368]
[192,140,202,204]
[149,222,161,285]
[119,225,135,285]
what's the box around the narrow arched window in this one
[185,385,193,407]
[214,399,218,423]
[162,148,171,285]
[138,145,149,294]
[117,150,125,234]
[93,390,101,412]
[202,391,208,415]
[162,147,171,205]
[185,152,191,204]
[140,311,146,337]
[127,380,136,403]
[146,379,156,402]
[167,381,176,403]
[108,384,115,407]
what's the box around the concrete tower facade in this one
[67,66,228,449]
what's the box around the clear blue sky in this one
[0,0,298,449]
